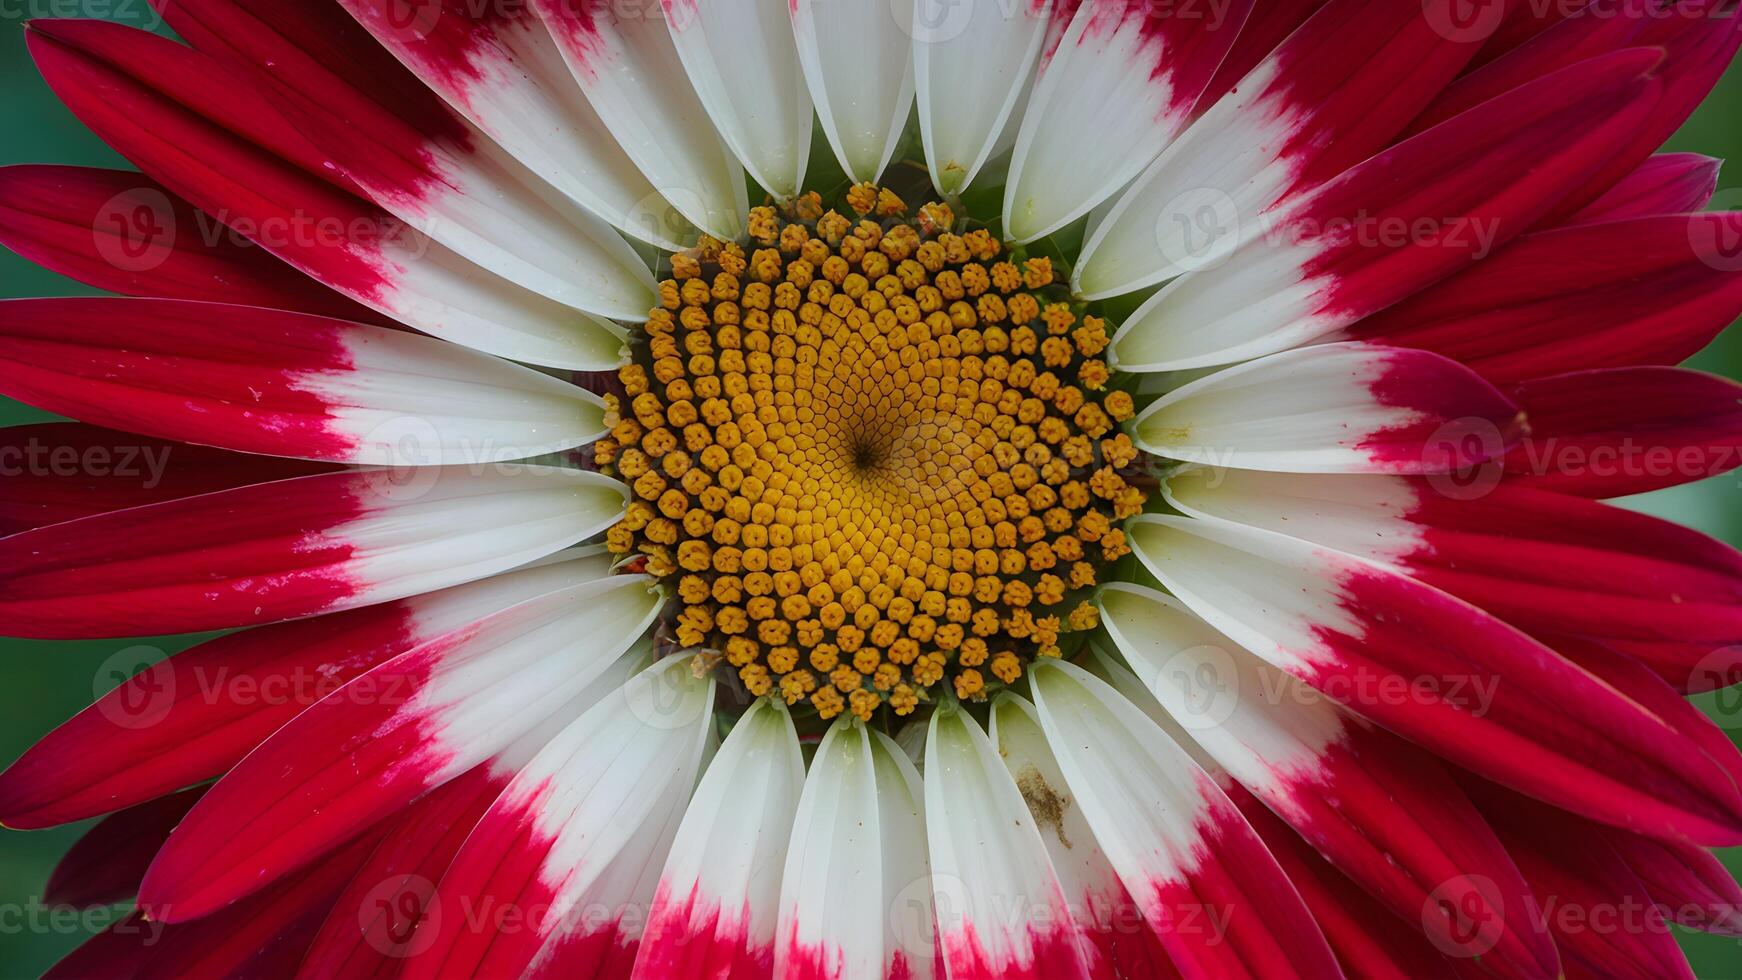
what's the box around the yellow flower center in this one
[599,186,1147,721]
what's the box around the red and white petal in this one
[44,787,205,909]
[137,573,663,922]
[1107,50,1659,372]
[0,465,628,639]
[164,0,657,321]
[1225,781,1460,979]
[1349,213,1742,384]
[1163,468,1742,691]
[775,720,939,980]
[632,698,804,980]
[338,0,692,250]
[914,0,1049,197]
[663,0,812,199]
[28,18,629,369]
[1570,152,1723,224]
[528,0,746,240]
[790,0,915,184]
[988,696,1176,980]
[0,297,606,466]
[1126,514,1742,845]
[404,654,715,978]
[1602,826,1742,938]
[0,548,615,830]
[1502,366,1742,497]
[1131,343,1522,475]
[1002,0,1253,242]
[0,422,333,536]
[1098,584,1556,977]
[1074,0,1483,299]
[924,707,1092,980]
[0,165,382,322]
[1028,660,1340,977]
[1465,780,1697,980]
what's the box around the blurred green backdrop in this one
[1,6,1741,978]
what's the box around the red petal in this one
[0,421,332,536]
[0,296,605,466]
[0,164,383,321]
[1544,2,1742,224]
[1502,366,1742,497]
[1602,826,1742,937]
[1296,50,1661,325]
[1226,781,1465,979]
[1350,213,1742,384]
[0,602,419,828]
[302,765,508,978]
[46,833,379,980]
[1569,153,1723,223]
[1404,485,1742,682]
[1408,0,1651,135]
[1464,779,1697,980]
[1194,0,1329,111]
[44,787,206,908]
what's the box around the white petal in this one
[775,721,937,980]
[415,576,668,775]
[792,0,917,184]
[665,0,813,198]
[914,0,1050,196]
[871,729,938,980]
[493,631,660,775]
[1076,645,1224,776]
[1161,466,1425,567]
[1124,513,1350,679]
[925,708,1089,978]
[380,235,631,370]
[530,1,748,240]
[774,721,886,980]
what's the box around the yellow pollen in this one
[599,189,1148,719]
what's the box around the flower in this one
[2,0,1742,977]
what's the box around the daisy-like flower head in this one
[3,1,1742,978]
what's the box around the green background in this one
[1,6,1741,976]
